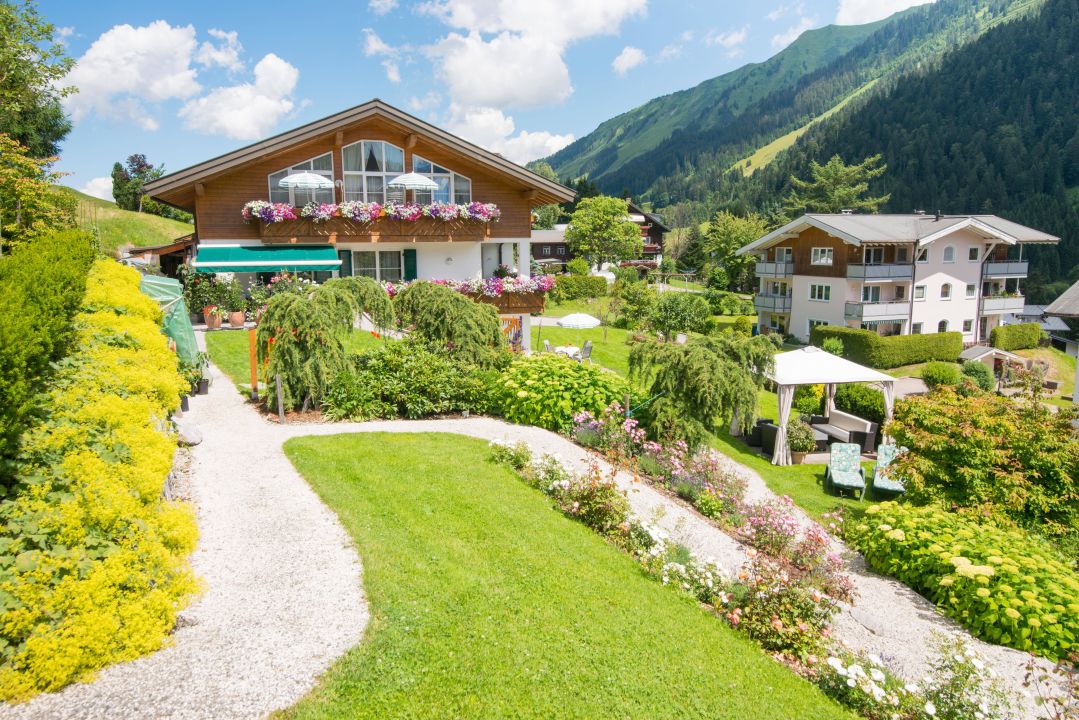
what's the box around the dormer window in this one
[342,140,405,203]
[412,155,471,205]
[268,152,334,205]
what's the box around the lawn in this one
[539,295,612,318]
[205,328,385,393]
[59,186,194,255]
[532,324,635,378]
[281,433,851,720]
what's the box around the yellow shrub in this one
[0,258,199,700]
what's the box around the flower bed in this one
[242,199,501,224]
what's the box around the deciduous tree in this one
[702,211,769,291]
[565,196,643,269]
[0,134,74,252]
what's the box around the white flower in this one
[870,668,886,682]
[925,701,936,716]
[846,678,856,688]
[826,657,845,672]
[905,683,920,694]
[868,653,884,666]
[971,658,985,670]
[848,664,865,678]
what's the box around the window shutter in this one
[403,249,418,280]
[337,250,352,276]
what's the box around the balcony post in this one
[516,239,530,279]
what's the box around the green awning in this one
[191,245,342,273]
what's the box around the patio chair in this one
[869,444,907,497]
[543,339,553,353]
[824,442,866,500]
[578,340,593,363]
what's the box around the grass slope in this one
[281,433,852,720]
[58,187,193,255]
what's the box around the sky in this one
[41,0,935,201]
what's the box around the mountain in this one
[546,0,1044,205]
[58,187,194,255]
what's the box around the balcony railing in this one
[258,216,493,244]
[981,295,1026,313]
[755,261,794,278]
[754,294,792,313]
[844,301,911,321]
[983,261,1028,277]
[847,263,913,280]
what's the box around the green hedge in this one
[989,322,1041,351]
[845,502,1078,660]
[550,274,608,302]
[832,383,886,424]
[809,326,962,368]
[921,361,963,388]
[0,231,95,480]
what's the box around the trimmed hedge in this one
[0,260,196,699]
[832,383,886,425]
[845,502,1078,660]
[550,274,608,302]
[989,322,1041,351]
[0,231,96,480]
[809,326,962,368]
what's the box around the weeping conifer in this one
[393,281,506,367]
[320,276,395,329]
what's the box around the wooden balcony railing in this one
[259,216,493,244]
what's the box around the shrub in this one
[990,322,1042,351]
[323,341,495,421]
[650,292,712,337]
[546,462,631,536]
[0,230,95,480]
[820,337,844,356]
[550,274,608,302]
[844,502,1079,659]
[732,316,752,336]
[740,496,801,556]
[496,354,629,432]
[833,383,886,425]
[487,441,532,471]
[611,280,657,330]
[921,361,963,389]
[809,326,962,368]
[0,260,197,699]
[792,384,823,416]
[888,387,1079,538]
[566,257,590,276]
[961,360,995,392]
[705,289,753,315]
[393,281,505,367]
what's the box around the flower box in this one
[469,290,547,315]
[258,216,493,244]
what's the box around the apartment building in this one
[735,213,1059,343]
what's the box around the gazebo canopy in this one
[766,346,895,466]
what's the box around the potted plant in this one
[204,304,225,329]
[787,418,817,464]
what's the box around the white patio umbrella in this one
[278,172,334,190]
[556,312,601,350]
[386,172,439,191]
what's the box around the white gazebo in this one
[767,346,896,466]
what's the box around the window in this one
[937,320,949,333]
[940,283,952,300]
[342,140,405,204]
[809,283,831,301]
[966,283,977,298]
[943,245,956,263]
[968,247,980,261]
[861,285,881,303]
[895,285,906,300]
[350,250,403,281]
[864,247,884,265]
[811,247,833,265]
[808,319,828,335]
[914,285,926,300]
[911,322,923,334]
[556,246,566,256]
[769,315,785,331]
[268,152,334,206]
[542,246,551,256]
[776,247,793,262]
[770,281,790,296]
[917,248,929,263]
[412,155,471,205]
[962,319,973,333]
[896,247,910,263]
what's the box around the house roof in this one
[144,99,575,209]
[959,345,1025,362]
[124,233,196,257]
[736,213,1059,255]
[1045,279,1079,318]
[627,200,671,232]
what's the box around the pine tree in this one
[784,154,890,214]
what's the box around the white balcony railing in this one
[981,295,1026,313]
[844,301,911,321]
[754,294,792,313]
[983,261,1029,277]
[755,261,794,278]
[847,263,913,280]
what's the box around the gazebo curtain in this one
[772,383,796,466]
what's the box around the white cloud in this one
[612,46,646,75]
[657,31,692,62]
[369,0,398,13]
[362,28,395,56]
[420,0,646,45]
[772,15,815,48]
[446,105,573,163]
[79,176,114,202]
[196,28,244,72]
[766,2,804,21]
[427,31,571,108]
[382,59,401,83]
[408,91,442,112]
[178,53,298,140]
[56,26,75,45]
[707,25,749,56]
[835,0,935,24]
[63,20,201,128]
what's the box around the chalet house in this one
[736,213,1059,343]
[143,100,574,289]
[529,200,669,268]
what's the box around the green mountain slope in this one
[58,187,193,255]
[549,0,1043,203]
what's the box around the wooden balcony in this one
[468,291,546,315]
[258,216,493,244]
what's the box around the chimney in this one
[935,209,942,221]
[914,209,925,215]
[840,208,853,215]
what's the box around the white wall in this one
[334,241,484,281]
[910,228,986,338]
[789,275,848,341]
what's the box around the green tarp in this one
[140,274,199,365]
[191,245,341,273]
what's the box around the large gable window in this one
[268,153,334,205]
[412,155,471,205]
[342,140,405,204]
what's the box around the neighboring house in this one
[531,224,572,269]
[735,212,1059,343]
[124,234,196,278]
[143,99,574,287]
[1001,304,1072,334]
[529,200,669,266]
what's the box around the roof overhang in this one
[145,99,575,210]
[736,216,864,256]
[917,217,1019,247]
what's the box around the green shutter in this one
[403,249,418,280]
[337,250,353,276]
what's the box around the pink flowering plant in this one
[300,202,337,223]
[384,275,555,299]
[240,200,501,224]
[739,496,802,556]
[242,200,297,223]
[337,200,383,222]
[571,402,645,461]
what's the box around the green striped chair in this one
[824,443,865,500]
[869,444,907,497]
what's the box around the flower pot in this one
[791,451,808,465]
[180,395,190,412]
[228,311,246,327]
[189,312,202,325]
[205,314,222,329]
[197,378,210,395]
